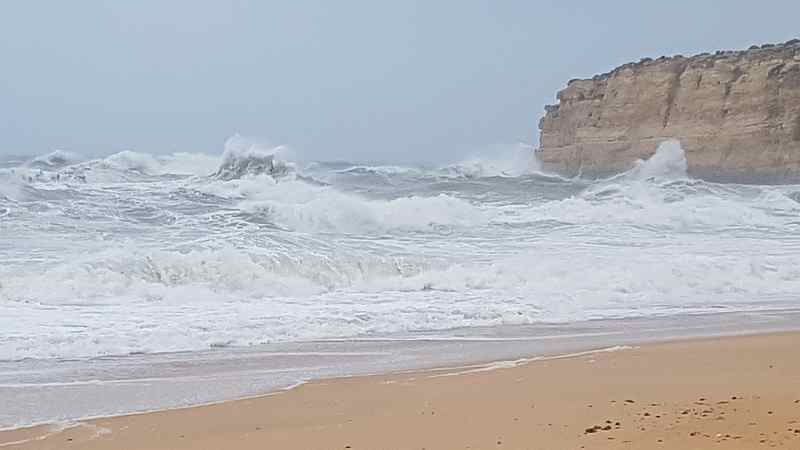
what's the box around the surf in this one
[2,139,800,361]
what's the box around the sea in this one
[1,137,799,429]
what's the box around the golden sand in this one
[3,332,799,449]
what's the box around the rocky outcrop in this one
[537,40,800,182]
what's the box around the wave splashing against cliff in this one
[630,140,688,180]
[539,140,798,229]
[2,140,800,360]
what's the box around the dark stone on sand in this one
[585,425,607,434]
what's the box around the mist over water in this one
[2,139,800,361]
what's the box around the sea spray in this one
[1,139,800,360]
[630,139,688,180]
[212,134,293,180]
[440,143,543,178]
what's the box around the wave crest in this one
[28,150,83,169]
[237,181,490,233]
[212,135,291,181]
[440,143,542,178]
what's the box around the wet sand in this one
[2,332,799,449]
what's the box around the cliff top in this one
[567,38,800,86]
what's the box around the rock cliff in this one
[537,40,800,182]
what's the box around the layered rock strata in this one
[537,40,800,182]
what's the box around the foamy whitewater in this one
[3,138,800,428]
[2,139,800,361]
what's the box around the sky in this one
[1,1,799,163]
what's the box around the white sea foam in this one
[158,152,220,176]
[629,139,688,180]
[2,230,798,360]
[440,143,542,178]
[239,182,490,233]
[500,141,800,230]
[102,150,162,174]
[2,140,800,360]
[28,150,84,169]
[333,143,548,180]
[3,149,220,185]
[212,134,292,180]
[0,423,81,447]
[0,172,24,201]
[335,165,426,177]
[427,345,634,377]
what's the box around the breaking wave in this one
[211,134,292,180]
[28,150,83,169]
[439,143,543,178]
[241,186,489,233]
[600,139,689,182]
[2,139,800,359]
[331,143,556,181]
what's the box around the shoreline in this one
[3,330,800,449]
[0,344,636,435]
[3,307,800,432]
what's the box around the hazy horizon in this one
[1,1,799,163]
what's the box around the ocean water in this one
[2,138,800,428]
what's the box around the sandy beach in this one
[2,332,799,449]
[4,3,800,449]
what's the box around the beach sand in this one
[2,332,799,449]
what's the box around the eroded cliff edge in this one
[537,40,800,182]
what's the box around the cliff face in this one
[537,40,800,182]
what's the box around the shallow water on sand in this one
[2,310,799,430]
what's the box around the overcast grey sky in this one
[1,1,798,162]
